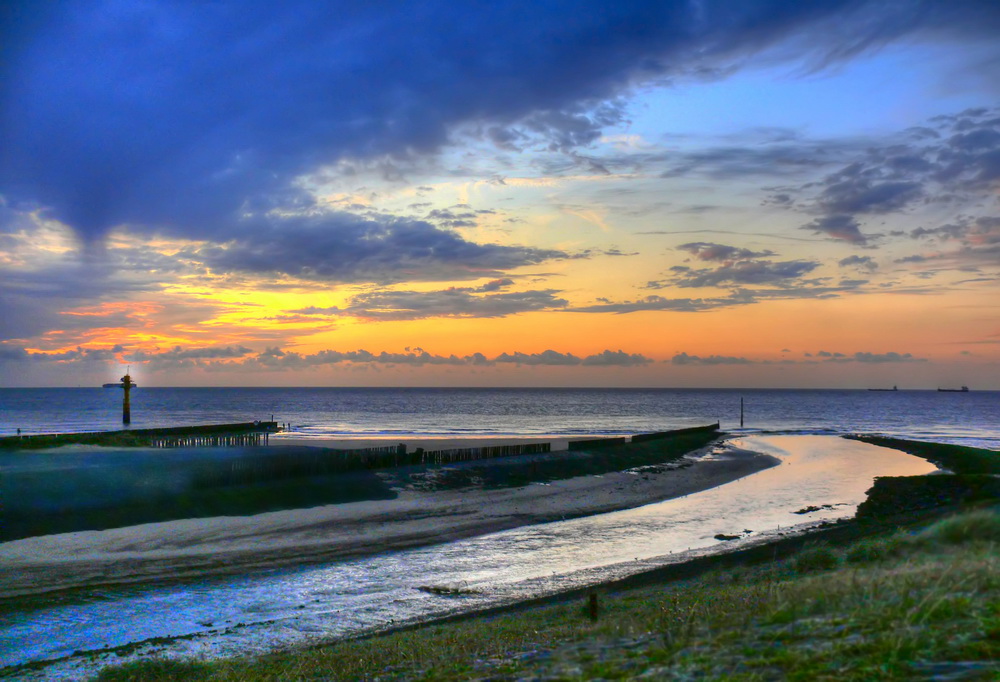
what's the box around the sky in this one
[1,0,998,388]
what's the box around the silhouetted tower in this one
[121,368,134,424]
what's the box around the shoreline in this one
[0,440,776,601]
[271,434,574,451]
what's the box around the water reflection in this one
[1,435,937,678]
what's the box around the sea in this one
[1,386,998,449]
[2,389,998,677]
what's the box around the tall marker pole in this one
[122,367,134,424]
[740,397,744,428]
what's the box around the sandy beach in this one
[0,440,778,600]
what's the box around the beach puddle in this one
[0,435,937,679]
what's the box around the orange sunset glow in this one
[1,3,997,389]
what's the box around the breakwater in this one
[213,424,721,484]
[0,421,278,449]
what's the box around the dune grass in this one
[92,506,1000,681]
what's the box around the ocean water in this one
[1,387,998,449]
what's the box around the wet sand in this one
[0,442,778,600]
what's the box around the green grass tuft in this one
[791,543,841,573]
[915,507,1000,545]
[93,659,214,681]
[845,535,904,564]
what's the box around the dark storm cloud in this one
[184,214,566,284]
[4,0,1000,247]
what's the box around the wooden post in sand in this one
[588,592,599,622]
[740,397,744,428]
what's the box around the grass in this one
[90,506,1000,681]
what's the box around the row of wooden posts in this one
[205,440,556,486]
[149,432,270,448]
[193,425,719,486]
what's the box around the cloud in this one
[838,255,878,272]
[646,242,825,292]
[660,258,821,289]
[220,347,650,370]
[570,281,863,314]
[0,345,124,364]
[495,350,582,366]
[658,139,845,180]
[816,175,923,215]
[801,214,869,244]
[245,348,477,369]
[123,345,254,367]
[581,349,652,366]
[326,286,568,321]
[671,352,753,365]
[677,242,775,262]
[4,0,999,248]
[571,294,731,314]
[772,108,1000,245]
[900,216,1000,269]
[852,351,926,363]
[184,214,566,284]
[812,350,926,363]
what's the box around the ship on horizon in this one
[868,385,898,391]
[937,386,970,392]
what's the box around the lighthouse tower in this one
[121,368,135,424]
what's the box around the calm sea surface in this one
[1,387,998,448]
